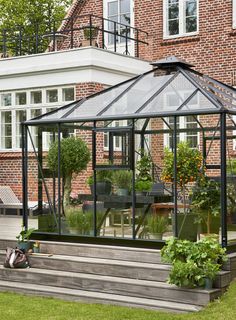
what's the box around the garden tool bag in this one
[4,247,29,268]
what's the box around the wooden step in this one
[0,249,231,288]
[0,250,170,281]
[0,265,221,306]
[0,239,162,263]
[0,280,202,313]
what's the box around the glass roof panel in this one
[29,102,78,122]
[101,73,172,116]
[139,73,196,114]
[66,78,137,119]
[181,91,219,112]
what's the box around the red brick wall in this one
[60,0,236,84]
[135,0,236,85]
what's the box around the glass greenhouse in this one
[22,56,236,250]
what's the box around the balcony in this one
[0,14,149,59]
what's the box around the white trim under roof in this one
[0,47,151,91]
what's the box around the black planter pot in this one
[90,181,112,195]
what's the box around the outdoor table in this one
[77,194,171,237]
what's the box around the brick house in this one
[0,0,235,200]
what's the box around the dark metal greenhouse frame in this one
[22,56,236,250]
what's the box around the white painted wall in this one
[0,47,151,91]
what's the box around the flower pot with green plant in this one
[87,169,113,195]
[147,215,169,240]
[190,177,220,236]
[66,207,103,235]
[161,142,204,240]
[135,151,153,195]
[33,241,40,253]
[66,207,92,235]
[16,226,35,252]
[112,170,132,196]
[161,237,227,288]
[83,26,98,40]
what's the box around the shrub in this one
[161,237,227,288]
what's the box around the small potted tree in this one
[191,177,221,237]
[47,136,90,210]
[161,142,204,240]
[135,151,153,195]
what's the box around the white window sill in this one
[163,31,199,40]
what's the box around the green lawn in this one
[1,281,236,320]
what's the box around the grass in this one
[1,280,236,320]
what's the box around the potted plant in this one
[66,207,92,235]
[202,260,221,289]
[191,177,221,236]
[135,151,153,195]
[112,170,132,196]
[33,241,40,253]
[83,26,98,40]
[16,226,35,252]
[47,136,90,210]
[161,237,227,288]
[87,169,113,195]
[82,26,98,47]
[161,142,204,240]
[147,215,169,240]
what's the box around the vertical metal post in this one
[58,124,61,235]
[131,119,136,239]
[220,112,227,247]
[92,121,97,237]
[52,131,56,213]
[125,26,128,55]
[114,22,117,52]
[35,23,39,54]
[19,27,22,56]
[173,116,178,237]
[52,20,56,51]
[38,128,43,214]
[136,30,139,58]
[140,133,145,151]
[21,124,28,230]
[102,18,105,49]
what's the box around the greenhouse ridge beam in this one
[134,71,180,114]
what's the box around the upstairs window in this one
[164,0,198,38]
[104,0,131,45]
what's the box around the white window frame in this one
[103,0,134,55]
[163,0,199,39]
[163,91,200,148]
[233,0,236,29]
[0,86,75,151]
[104,120,128,151]
[164,116,199,149]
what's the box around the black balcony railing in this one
[0,14,148,59]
